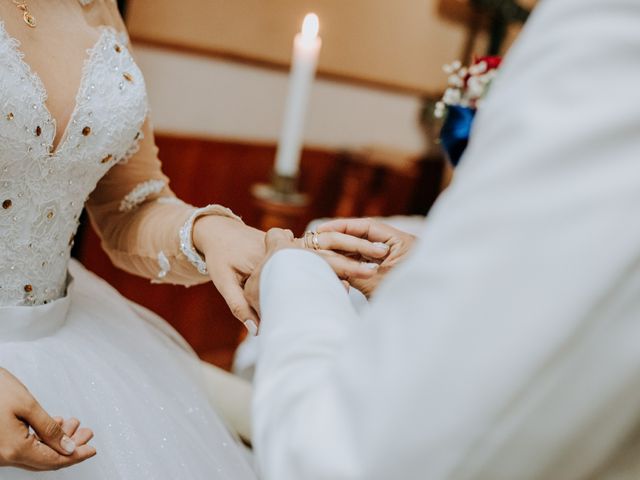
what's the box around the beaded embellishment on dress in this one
[0,23,148,306]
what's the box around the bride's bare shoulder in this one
[82,0,127,36]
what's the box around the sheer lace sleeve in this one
[84,1,242,286]
[85,118,242,286]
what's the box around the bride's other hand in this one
[317,218,416,297]
[0,368,96,471]
[193,216,266,327]
[244,228,297,317]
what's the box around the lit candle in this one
[274,13,322,179]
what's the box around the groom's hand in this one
[317,218,416,297]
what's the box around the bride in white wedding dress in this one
[0,0,262,477]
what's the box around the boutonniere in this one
[435,56,502,166]
[435,56,502,118]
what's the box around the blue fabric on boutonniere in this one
[440,105,476,167]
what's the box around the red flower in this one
[474,56,502,70]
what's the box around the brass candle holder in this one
[251,171,310,232]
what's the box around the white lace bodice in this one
[0,24,147,306]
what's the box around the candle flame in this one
[301,13,319,39]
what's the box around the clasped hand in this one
[244,218,416,317]
[193,215,414,328]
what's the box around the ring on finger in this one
[303,231,314,249]
[312,231,321,250]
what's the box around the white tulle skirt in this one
[0,260,256,479]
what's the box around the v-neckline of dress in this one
[0,21,111,157]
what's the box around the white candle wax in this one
[274,13,322,178]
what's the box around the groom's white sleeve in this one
[253,0,640,479]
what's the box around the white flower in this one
[443,88,462,105]
[483,70,498,83]
[466,77,485,99]
[443,60,463,75]
[434,101,447,118]
[448,75,464,88]
[469,61,488,75]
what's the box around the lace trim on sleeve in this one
[179,205,243,275]
[119,179,166,212]
[151,250,171,284]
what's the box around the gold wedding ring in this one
[311,231,320,250]
[304,231,314,249]
[303,231,321,250]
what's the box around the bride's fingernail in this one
[363,262,380,270]
[61,435,76,454]
[373,242,389,252]
[244,319,258,336]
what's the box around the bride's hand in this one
[0,368,96,471]
[193,215,266,328]
[316,218,416,297]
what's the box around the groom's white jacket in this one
[252,0,640,478]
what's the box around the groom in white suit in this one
[246,0,640,478]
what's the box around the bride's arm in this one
[85,2,265,324]
[85,119,235,285]
[85,117,264,322]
